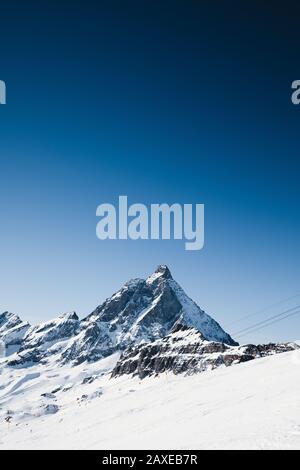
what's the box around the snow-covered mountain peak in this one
[146,264,172,285]
[61,265,237,365]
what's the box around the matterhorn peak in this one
[155,264,172,278]
[146,264,172,285]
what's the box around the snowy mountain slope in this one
[0,350,300,449]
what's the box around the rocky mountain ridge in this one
[0,265,236,368]
[1,265,298,379]
[111,324,299,378]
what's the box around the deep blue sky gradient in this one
[0,1,300,343]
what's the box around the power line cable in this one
[236,308,300,340]
[224,291,300,329]
[233,304,300,336]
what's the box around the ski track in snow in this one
[0,350,300,449]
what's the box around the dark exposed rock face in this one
[111,325,300,379]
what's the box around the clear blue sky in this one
[0,1,300,344]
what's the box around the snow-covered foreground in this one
[1,350,300,450]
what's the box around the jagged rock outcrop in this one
[111,324,300,379]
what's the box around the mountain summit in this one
[146,264,173,284]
